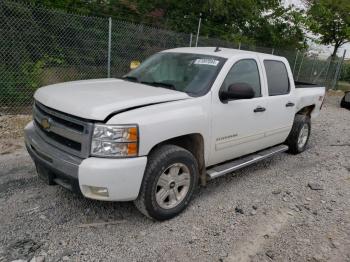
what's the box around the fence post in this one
[331,49,347,90]
[323,57,333,88]
[309,56,316,83]
[292,50,299,76]
[195,17,202,47]
[296,52,305,81]
[311,59,319,83]
[107,17,112,78]
[271,48,274,55]
[189,33,193,47]
[313,57,331,85]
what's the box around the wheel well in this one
[296,104,315,117]
[149,134,206,183]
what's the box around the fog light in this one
[89,186,109,197]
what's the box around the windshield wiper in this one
[121,76,139,82]
[140,81,176,90]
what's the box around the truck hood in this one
[34,78,191,120]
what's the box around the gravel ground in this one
[0,95,349,262]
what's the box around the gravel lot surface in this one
[0,95,349,262]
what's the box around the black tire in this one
[341,92,350,109]
[285,114,311,154]
[341,97,350,109]
[134,145,199,220]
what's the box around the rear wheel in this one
[134,145,199,220]
[341,92,350,109]
[285,114,311,154]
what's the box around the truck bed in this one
[295,84,325,119]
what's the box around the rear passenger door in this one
[263,59,296,145]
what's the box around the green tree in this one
[306,0,350,57]
[163,0,306,49]
[24,0,306,49]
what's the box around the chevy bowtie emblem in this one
[41,117,51,130]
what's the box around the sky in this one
[283,0,306,9]
[283,0,349,58]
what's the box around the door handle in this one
[286,102,295,107]
[254,106,266,113]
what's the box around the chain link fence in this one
[0,0,346,115]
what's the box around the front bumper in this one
[24,121,147,201]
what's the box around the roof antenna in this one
[214,46,221,52]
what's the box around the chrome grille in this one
[33,101,93,158]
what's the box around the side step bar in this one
[207,144,288,180]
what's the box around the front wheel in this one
[134,145,199,220]
[285,114,311,154]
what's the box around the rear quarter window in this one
[264,60,290,96]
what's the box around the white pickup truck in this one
[25,47,325,220]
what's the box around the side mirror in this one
[220,83,255,102]
[130,60,141,69]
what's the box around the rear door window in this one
[264,60,290,96]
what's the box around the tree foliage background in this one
[1,0,349,112]
[24,0,307,50]
[305,0,350,57]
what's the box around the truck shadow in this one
[49,152,287,226]
[1,145,315,229]
[51,150,296,225]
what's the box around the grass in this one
[336,81,350,92]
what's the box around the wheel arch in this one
[148,133,206,185]
[296,104,315,117]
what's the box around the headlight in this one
[91,124,138,157]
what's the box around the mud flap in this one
[35,162,56,185]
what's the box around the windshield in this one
[123,52,226,96]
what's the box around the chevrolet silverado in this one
[25,47,326,220]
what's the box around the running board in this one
[207,144,288,180]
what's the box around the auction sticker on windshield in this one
[194,59,220,66]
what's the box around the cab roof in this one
[163,47,284,60]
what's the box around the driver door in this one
[209,58,270,166]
